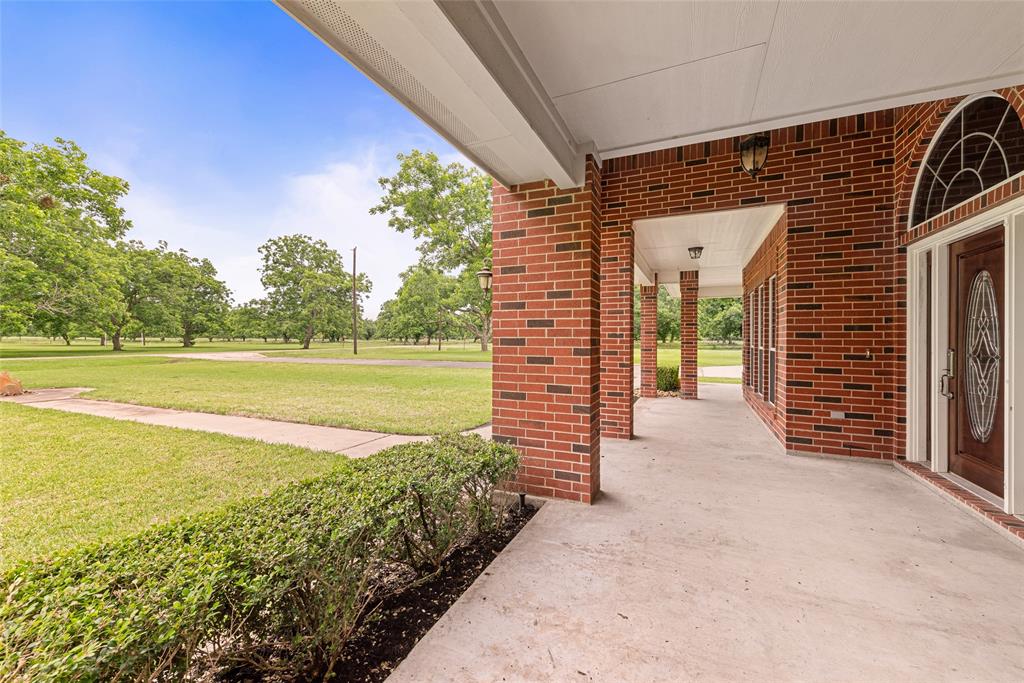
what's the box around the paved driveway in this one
[391,384,1024,682]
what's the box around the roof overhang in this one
[279,1,1024,188]
[634,205,785,298]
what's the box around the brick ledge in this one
[895,461,1024,549]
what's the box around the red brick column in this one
[490,159,602,503]
[639,284,658,397]
[599,201,634,439]
[679,270,699,399]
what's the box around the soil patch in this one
[331,504,537,682]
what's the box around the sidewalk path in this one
[3,388,491,457]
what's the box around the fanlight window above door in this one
[910,96,1024,227]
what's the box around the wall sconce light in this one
[739,133,770,178]
[476,265,493,292]
[688,246,704,260]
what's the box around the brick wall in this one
[599,175,635,438]
[491,84,1024,500]
[678,271,698,399]
[490,158,602,503]
[742,212,787,443]
[639,284,658,397]
[602,110,899,459]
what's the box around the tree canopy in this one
[371,151,492,349]
[0,134,129,337]
[258,234,371,349]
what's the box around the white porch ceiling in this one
[634,205,784,299]
[278,0,1024,187]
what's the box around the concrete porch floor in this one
[390,384,1024,682]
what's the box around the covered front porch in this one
[390,384,1024,680]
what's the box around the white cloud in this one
[120,148,434,317]
[268,149,422,316]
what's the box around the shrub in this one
[0,435,519,681]
[657,365,680,392]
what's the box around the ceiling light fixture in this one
[739,133,770,178]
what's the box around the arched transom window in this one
[910,95,1024,227]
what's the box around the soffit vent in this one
[469,144,516,182]
[299,0,480,146]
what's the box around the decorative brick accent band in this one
[639,284,658,398]
[678,271,698,399]
[490,159,602,503]
[897,461,1024,548]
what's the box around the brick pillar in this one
[679,270,699,399]
[599,194,634,439]
[639,284,658,397]
[490,159,602,503]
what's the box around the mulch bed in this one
[329,504,537,682]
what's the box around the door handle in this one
[939,347,955,400]
[939,372,954,400]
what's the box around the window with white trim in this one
[746,292,755,388]
[757,284,765,397]
[768,275,777,404]
[910,95,1024,226]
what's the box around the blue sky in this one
[1,0,466,315]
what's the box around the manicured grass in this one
[268,342,491,363]
[0,402,348,567]
[631,344,742,367]
[1,356,491,434]
[0,338,305,359]
[699,376,742,384]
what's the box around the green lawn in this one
[0,338,306,359]
[267,342,491,362]
[699,376,742,384]
[0,402,348,567]
[632,344,742,367]
[1,356,491,434]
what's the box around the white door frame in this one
[905,196,1024,514]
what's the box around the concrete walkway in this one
[4,388,490,457]
[391,384,1024,682]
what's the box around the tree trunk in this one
[479,315,491,352]
[182,326,194,347]
[302,323,314,350]
[100,334,106,346]
[141,331,146,346]
[62,334,71,346]
[112,328,124,351]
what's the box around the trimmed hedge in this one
[657,365,680,392]
[0,434,518,681]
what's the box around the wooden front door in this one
[947,226,1005,497]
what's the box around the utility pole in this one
[351,246,358,356]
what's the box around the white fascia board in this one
[275,0,583,189]
[435,0,584,188]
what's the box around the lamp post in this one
[351,246,358,356]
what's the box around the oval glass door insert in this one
[965,270,1000,442]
